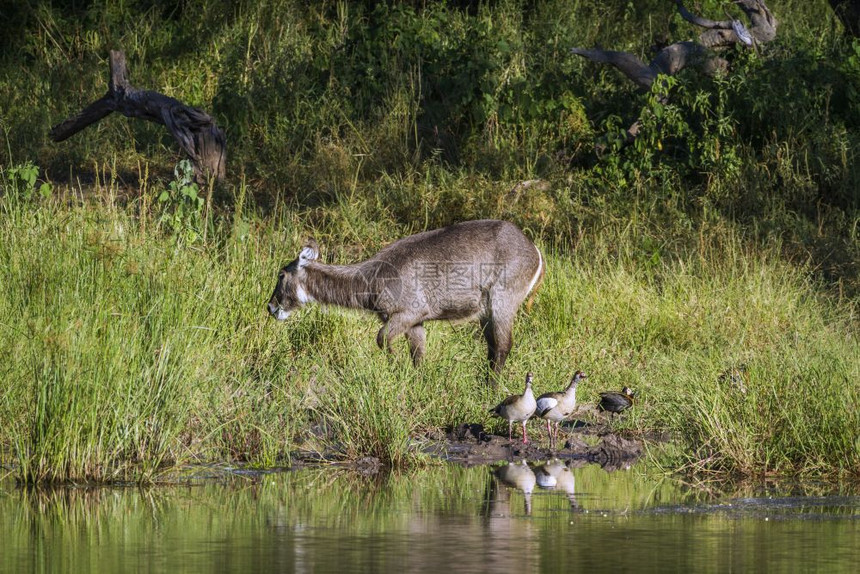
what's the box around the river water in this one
[2,461,859,572]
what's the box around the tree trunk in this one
[570,1,776,145]
[50,51,226,182]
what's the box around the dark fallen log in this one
[676,0,777,48]
[572,1,775,88]
[571,41,721,91]
[50,50,226,182]
[571,0,776,145]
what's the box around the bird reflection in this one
[534,459,579,511]
[492,460,536,515]
[534,462,558,489]
[481,461,540,572]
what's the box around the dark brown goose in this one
[598,387,635,417]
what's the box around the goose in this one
[489,372,537,443]
[535,371,586,449]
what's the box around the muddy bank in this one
[46,416,649,483]
[288,429,642,476]
[425,421,644,471]
[284,406,650,475]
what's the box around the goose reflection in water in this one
[491,460,536,515]
[534,458,579,511]
[481,460,540,573]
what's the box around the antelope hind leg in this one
[405,323,426,366]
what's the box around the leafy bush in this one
[157,160,204,243]
[3,162,52,202]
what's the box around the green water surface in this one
[2,461,858,573]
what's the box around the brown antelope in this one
[267,219,544,378]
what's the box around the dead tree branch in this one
[51,50,226,182]
[571,1,776,144]
[571,41,721,90]
[677,0,778,48]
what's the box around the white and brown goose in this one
[535,370,587,449]
[489,372,537,444]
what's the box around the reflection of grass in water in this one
[0,188,858,482]
[5,463,683,533]
[4,465,860,572]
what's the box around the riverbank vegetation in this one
[1,0,859,483]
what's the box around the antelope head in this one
[267,240,319,321]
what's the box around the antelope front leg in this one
[375,314,413,357]
[376,324,394,353]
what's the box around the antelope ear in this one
[298,239,319,268]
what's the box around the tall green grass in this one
[1,0,859,482]
[1,169,858,482]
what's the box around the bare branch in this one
[570,48,656,89]
[571,1,776,147]
[651,41,715,76]
[50,50,226,182]
[49,95,115,142]
[571,42,724,89]
[675,0,732,30]
[737,0,778,43]
[698,28,744,49]
[732,20,755,46]
[676,0,778,47]
[108,50,131,93]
